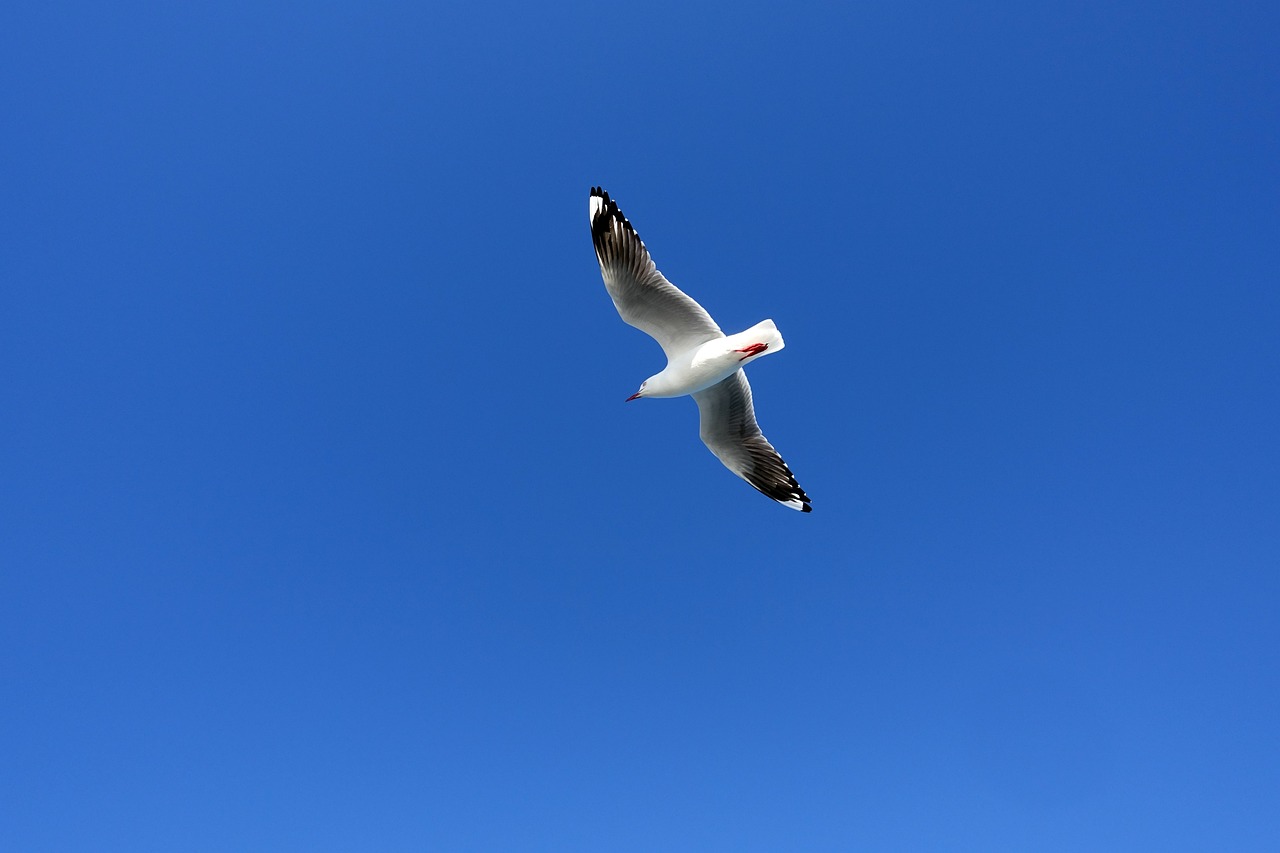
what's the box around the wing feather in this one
[589,187,723,359]
[692,371,812,512]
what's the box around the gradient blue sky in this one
[3,1,1278,850]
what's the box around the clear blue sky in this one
[2,1,1277,850]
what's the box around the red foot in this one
[735,342,768,361]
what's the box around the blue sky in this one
[2,1,1278,850]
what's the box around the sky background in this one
[2,1,1278,850]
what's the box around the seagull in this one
[588,187,812,512]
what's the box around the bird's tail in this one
[738,318,785,355]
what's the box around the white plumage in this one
[588,187,811,512]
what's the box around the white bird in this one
[588,187,812,512]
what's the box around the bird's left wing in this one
[590,187,723,359]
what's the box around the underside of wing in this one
[589,187,723,359]
[692,371,812,512]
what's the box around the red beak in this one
[625,392,642,402]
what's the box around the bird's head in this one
[626,380,647,402]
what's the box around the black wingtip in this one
[589,187,636,253]
[745,460,811,512]
[589,187,618,215]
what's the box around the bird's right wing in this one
[692,371,811,512]
[589,187,723,359]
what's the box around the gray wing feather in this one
[590,187,723,359]
[692,371,812,512]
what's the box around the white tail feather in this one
[733,318,785,355]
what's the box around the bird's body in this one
[637,319,784,398]
[588,187,812,512]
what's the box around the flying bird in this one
[588,187,812,512]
